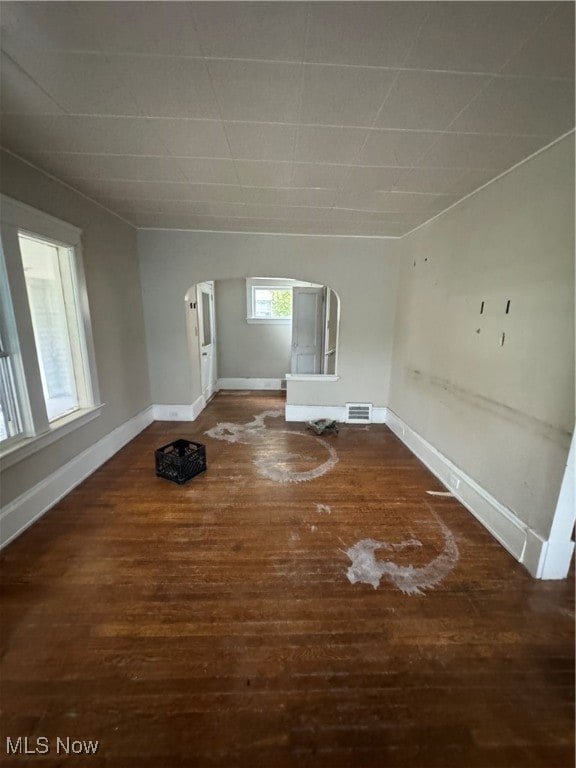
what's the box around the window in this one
[0,327,22,443]
[253,286,292,319]
[0,195,100,459]
[246,278,294,324]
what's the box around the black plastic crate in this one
[155,439,207,484]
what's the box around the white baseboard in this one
[385,408,573,579]
[285,404,387,424]
[218,377,283,390]
[0,405,155,549]
[153,395,205,421]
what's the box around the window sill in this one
[285,374,340,382]
[246,317,291,325]
[0,404,104,470]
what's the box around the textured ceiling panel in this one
[0,1,573,237]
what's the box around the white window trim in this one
[245,277,320,325]
[0,404,104,470]
[0,195,101,461]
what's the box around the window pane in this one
[201,290,212,346]
[253,287,292,318]
[19,234,79,421]
[0,353,22,441]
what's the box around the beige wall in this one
[138,230,400,408]
[389,136,575,540]
[0,151,151,506]
[215,278,292,380]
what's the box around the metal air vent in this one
[345,403,373,424]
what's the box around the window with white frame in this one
[0,195,100,456]
[246,278,294,324]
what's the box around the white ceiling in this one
[0,1,574,237]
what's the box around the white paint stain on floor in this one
[206,411,339,484]
[345,515,459,595]
[426,490,453,497]
[316,503,332,514]
[205,410,283,444]
[253,435,338,483]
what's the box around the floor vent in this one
[345,403,373,424]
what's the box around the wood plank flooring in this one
[1,392,574,767]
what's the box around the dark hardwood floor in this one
[1,392,574,767]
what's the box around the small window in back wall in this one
[246,278,294,324]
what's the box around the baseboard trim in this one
[218,377,283,391]
[285,404,387,424]
[153,395,205,421]
[0,405,155,549]
[385,408,573,579]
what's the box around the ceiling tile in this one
[207,60,301,122]
[376,71,492,131]
[446,169,500,196]
[485,135,552,169]
[300,64,396,127]
[149,119,231,158]
[502,3,575,78]
[233,160,293,187]
[294,126,369,164]
[418,133,512,169]
[333,189,384,211]
[305,2,429,67]
[7,50,141,116]
[0,52,65,114]
[79,2,203,56]
[345,166,405,192]
[83,180,245,203]
[0,2,99,54]
[177,158,239,185]
[237,187,289,205]
[0,114,165,156]
[358,130,438,166]
[375,191,457,213]
[449,76,574,137]
[225,122,297,161]
[290,163,349,188]
[286,206,331,221]
[394,166,472,194]
[0,114,62,154]
[284,188,338,207]
[115,56,220,119]
[405,1,550,73]
[23,153,188,183]
[191,2,308,61]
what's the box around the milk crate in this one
[155,439,207,484]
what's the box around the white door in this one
[196,281,217,402]
[323,288,338,375]
[291,287,324,374]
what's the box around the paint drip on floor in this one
[206,411,339,483]
[253,435,338,483]
[316,503,332,514]
[345,515,459,595]
[426,490,453,497]
[205,410,283,444]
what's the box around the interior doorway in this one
[196,281,217,403]
[291,285,339,375]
